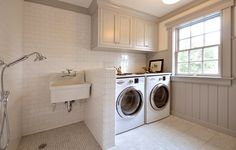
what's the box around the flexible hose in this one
[0,65,10,150]
[0,95,10,150]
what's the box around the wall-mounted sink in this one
[49,71,91,103]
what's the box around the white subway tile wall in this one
[85,68,116,149]
[103,69,116,149]
[22,2,146,135]
[0,0,23,149]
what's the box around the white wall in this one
[0,0,23,149]
[22,2,146,135]
[148,1,236,137]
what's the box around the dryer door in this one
[150,84,169,110]
[117,87,143,119]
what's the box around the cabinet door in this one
[100,8,117,47]
[145,22,157,50]
[134,18,146,49]
[117,14,132,48]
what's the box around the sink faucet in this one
[66,69,72,74]
[62,69,76,77]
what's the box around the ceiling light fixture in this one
[162,0,180,5]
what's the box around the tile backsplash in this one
[22,2,146,135]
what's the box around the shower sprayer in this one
[0,52,46,150]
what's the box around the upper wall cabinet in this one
[91,2,158,52]
[133,18,157,51]
[117,14,133,48]
[99,8,132,49]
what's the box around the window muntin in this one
[176,13,221,75]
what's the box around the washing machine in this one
[145,74,171,123]
[115,76,145,134]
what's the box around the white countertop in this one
[116,72,172,78]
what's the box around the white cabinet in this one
[134,18,146,49]
[133,18,157,51]
[91,5,157,52]
[92,7,132,50]
[117,14,132,48]
[100,8,117,47]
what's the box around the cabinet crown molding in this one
[89,0,159,22]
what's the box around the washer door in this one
[150,84,169,110]
[117,87,143,119]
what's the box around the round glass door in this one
[117,87,143,119]
[150,84,169,110]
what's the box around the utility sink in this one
[49,71,91,103]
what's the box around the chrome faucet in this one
[62,69,76,77]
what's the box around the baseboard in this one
[171,111,236,137]
[22,120,84,136]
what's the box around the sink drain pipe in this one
[65,100,75,112]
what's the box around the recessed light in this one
[162,0,180,5]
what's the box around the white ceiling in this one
[58,0,195,17]
[58,0,93,8]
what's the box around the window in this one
[175,12,221,76]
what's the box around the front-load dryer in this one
[145,74,171,123]
[115,76,145,134]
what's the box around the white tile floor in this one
[111,116,236,150]
[18,116,236,150]
[18,122,101,150]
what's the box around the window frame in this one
[165,0,233,85]
[173,12,223,77]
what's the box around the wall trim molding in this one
[171,111,236,137]
[158,0,207,22]
[24,0,90,15]
[171,76,234,86]
[166,0,234,28]
[95,0,158,22]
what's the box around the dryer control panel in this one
[158,76,167,81]
[147,75,170,86]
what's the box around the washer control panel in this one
[116,77,144,86]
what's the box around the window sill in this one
[171,75,234,86]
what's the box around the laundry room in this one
[0,0,236,150]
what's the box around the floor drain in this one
[38,143,47,149]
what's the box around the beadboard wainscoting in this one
[171,80,236,137]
